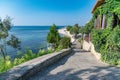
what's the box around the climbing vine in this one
[93,0,120,19]
[91,0,120,65]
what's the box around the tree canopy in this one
[47,24,60,49]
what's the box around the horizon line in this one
[13,25,66,26]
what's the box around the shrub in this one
[66,25,72,31]
[91,29,103,52]
[100,26,120,65]
[0,49,55,73]
[78,37,83,49]
[70,27,74,34]
[58,36,71,49]
[106,26,120,51]
[91,26,120,65]
[86,0,120,65]
[0,56,13,73]
[78,37,82,43]
[70,26,79,35]
[47,24,60,49]
[83,19,94,34]
[91,28,111,52]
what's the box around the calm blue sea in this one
[6,26,65,58]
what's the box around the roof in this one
[92,0,105,13]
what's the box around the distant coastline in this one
[58,28,75,42]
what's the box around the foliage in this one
[91,26,120,65]
[47,24,60,49]
[101,51,120,65]
[100,26,120,65]
[0,17,21,60]
[69,27,74,34]
[79,27,84,34]
[7,35,21,50]
[93,0,120,27]
[92,28,111,52]
[93,0,120,16]
[78,37,83,49]
[58,36,71,49]
[69,24,80,38]
[0,56,13,73]
[78,37,82,43]
[90,0,120,65]
[83,19,94,34]
[66,25,72,31]
[0,49,54,73]
[73,24,79,34]
[105,26,120,51]
[91,29,103,52]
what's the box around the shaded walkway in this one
[28,40,120,80]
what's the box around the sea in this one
[4,26,65,58]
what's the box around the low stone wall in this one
[89,42,101,60]
[82,40,90,51]
[83,40,101,60]
[0,48,72,80]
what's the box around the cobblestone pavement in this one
[28,41,120,80]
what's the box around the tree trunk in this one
[1,47,6,60]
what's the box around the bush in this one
[91,26,120,65]
[101,26,120,65]
[86,0,120,65]
[101,50,120,65]
[106,26,120,51]
[83,19,94,34]
[91,28,111,52]
[78,37,82,43]
[66,26,72,31]
[58,36,71,49]
[0,49,54,73]
[47,24,60,49]
[91,29,103,52]
[78,37,83,49]
[0,56,13,73]
[70,28,74,34]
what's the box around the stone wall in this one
[82,40,91,51]
[0,48,72,80]
[83,40,101,60]
[89,42,101,60]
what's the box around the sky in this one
[0,0,96,26]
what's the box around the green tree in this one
[84,19,94,34]
[74,24,79,34]
[70,24,79,38]
[0,16,21,60]
[66,25,72,31]
[47,24,60,49]
[0,16,12,60]
[7,35,21,50]
[58,36,71,49]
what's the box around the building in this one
[83,0,106,42]
[92,0,120,29]
[83,0,106,59]
[92,0,107,29]
[83,0,120,60]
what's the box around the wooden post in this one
[97,15,101,29]
[102,14,105,29]
[89,33,90,43]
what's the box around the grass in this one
[0,49,54,74]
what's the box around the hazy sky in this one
[0,0,96,26]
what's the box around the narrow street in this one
[28,40,120,80]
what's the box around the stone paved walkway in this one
[28,40,120,80]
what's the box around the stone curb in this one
[0,48,72,80]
